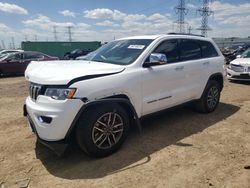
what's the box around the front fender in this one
[65,98,141,140]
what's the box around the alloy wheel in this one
[207,86,219,109]
[92,112,124,149]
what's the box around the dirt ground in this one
[0,76,249,188]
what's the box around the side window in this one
[153,39,179,63]
[8,54,22,60]
[200,41,219,58]
[180,40,201,61]
[24,53,39,60]
[14,54,22,60]
[34,53,44,59]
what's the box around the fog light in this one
[38,116,52,124]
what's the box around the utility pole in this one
[11,37,15,49]
[67,26,73,42]
[197,0,214,37]
[175,0,189,33]
[188,25,192,34]
[1,40,5,49]
[53,26,58,41]
[34,35,38,41]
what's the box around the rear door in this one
[177,39,205,100]
[199,40,221,85]
[177,39,222,100]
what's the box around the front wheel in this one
[76,103,129,157]
[195,80,221,113]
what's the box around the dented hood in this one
[25,60,125,85]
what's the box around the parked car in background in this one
[0,49,24,58]
[227,48,250,81]
[75,51,96,60]
[222,45,249,64]
[0,51,58,76]
[63,49,93,60]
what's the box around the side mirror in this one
[143,53,167,67]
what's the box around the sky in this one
[0,0,250,48]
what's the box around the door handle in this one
[175,66,184,71]
[203,61,210,65]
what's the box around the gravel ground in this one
[0,76,249,188]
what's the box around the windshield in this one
[0,53,13,61]
[241,48,250,58]
[82,39,153,65]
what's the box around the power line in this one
[175,0,189,33]
[134,1,171,14]
[197,0,214,37]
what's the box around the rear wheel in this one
[75,103,129,157]
[195,80,221,113]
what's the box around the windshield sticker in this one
[128,45,145,50]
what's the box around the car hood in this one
[230,58,250,66]
[25,60,125,85]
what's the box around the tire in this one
[75,103,130,157]
[195,80,221,113]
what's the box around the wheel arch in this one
[208,72,224,91]
[65,94,141,140]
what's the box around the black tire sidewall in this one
[76,103,129,157]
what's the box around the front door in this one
[141,39,184,115]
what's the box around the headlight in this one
[45,88,76,100]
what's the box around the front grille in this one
[232,74,250,79]
[29,83,42,100]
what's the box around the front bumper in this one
[25,95,83,141]
[226,68,250,81]
[24,110,69,156]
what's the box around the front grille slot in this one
[29,83,42,100]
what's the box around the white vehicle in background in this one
[24,34,224,157]
[227,48,250,81]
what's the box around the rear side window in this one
[24,53,41,60]
[180,39,201,61]
[153,39,179,63]
[200,40,219,58]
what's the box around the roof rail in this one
[168,32,205,38]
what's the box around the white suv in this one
[24,34,224,157]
